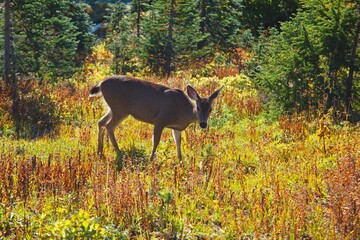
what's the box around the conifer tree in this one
[175,0,207,62]
[12,0,93,80]
[141,0,174,75]
[254,0,360,118]
[241,0,298,36]
[131,0,152,39]
[197,0,243,52]
[3,0,12,85]
[106,2,136,74]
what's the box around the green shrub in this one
[44,210,126,239]
[17,83,61,138]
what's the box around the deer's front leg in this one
[150,125,164,160]
[172,129,182,161]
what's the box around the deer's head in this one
[187,85,223,130]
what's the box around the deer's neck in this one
[191,103,198,123]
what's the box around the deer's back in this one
[99,75,193,126]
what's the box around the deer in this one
[89,75,223,161]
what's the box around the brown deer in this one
[89,75,222,160]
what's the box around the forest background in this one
[0,0,359,239]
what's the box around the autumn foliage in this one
[0,45,359,239]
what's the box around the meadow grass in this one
[0,45,358,239]
[0,73,359,239]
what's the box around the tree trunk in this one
[136,0,141,39]
[165,0,175,76]
[4,0,12,86]
[4,0,20,136]
[345,19,360,118]
[198,0,207,49]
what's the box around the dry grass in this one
[0,45,358,239]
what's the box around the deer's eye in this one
[209,108,212,113]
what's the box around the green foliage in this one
[0,7,4,75]
[11,0,94,80]
[158,188,174,207]
[188,74,262,126]
[137,0,244,74]
[1,0,360,238]
[130,0,152,38]
[69,2,95,66]
[0,79,62,138]
[1,0,304,78]
[0,75,95,138]
[17,85,60,138]
[105,2,138,74]
[198,0,243,51]
[241,0,299,36]
[140,0,173,74]
[0,74,359,239]
[46,210,104,239]
[174,0,208,63]
[252,0,360,117]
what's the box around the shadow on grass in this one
[114,144,148,171]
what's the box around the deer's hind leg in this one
[98,110,111,155]
[105,111,128,154]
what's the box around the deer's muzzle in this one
[200,122,207,129]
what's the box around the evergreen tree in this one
[106,2,137,74]
[197,0,243,52]
[253,0,360,118]
[3,0,12,85]
[130,0,152,39]
[140,0,243,74]
[175,0,208,62]
[164,0,176,75]
[68,2,94,66]
[141,0,174,75]
[3,0,20,135]
[12,0,93,80]
[241,0,299,36]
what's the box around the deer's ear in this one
[209,85,223,102]
[187,85,199,101]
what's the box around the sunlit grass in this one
[0,53,359,238]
